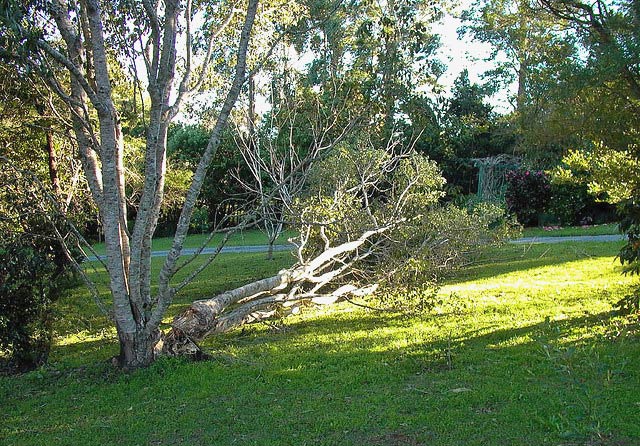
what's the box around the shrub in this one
[189,206,210,234]
[0,166,79,374]
[618,196,640,276]
[547,181,595,226]
[505,169,551,226]
[616,195,640,313]
[0,234,77,373]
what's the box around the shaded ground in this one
[2,242,637,446]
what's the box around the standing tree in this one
[295,0,445,145]
[0,0,519,369]
[459,0,579,161]
[0,0,288,368]
[530,0,640,309]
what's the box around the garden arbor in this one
[474,155,520,202]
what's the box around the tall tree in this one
[0,0,277,368]
[460,0,570,109]
[534,0,640,310]
[459,0,578,159]
[533,0,640,130]
[537,0,639,99]
[298,0,445,144]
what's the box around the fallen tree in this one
[160,141,517,356]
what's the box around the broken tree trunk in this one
[159,226,392,356]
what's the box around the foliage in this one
[124,136,193,218]
[378,200,518,309]
[0,166,78,373]
[295,0,445,144]
[618,195,640,270]
[554,146,640,204]
[167,124,246,227]
[291,143,517,310]
[505,168,551,226]
[189,206,210,234]
[461,0,640,167]
[616,195,639,313]
[460,0,578,160]
[0,239,74,373]
[617,196,640,312]
[417,71,517,197]
[0,62,96,237]
[547,180,595,226]
[539,119,640,314]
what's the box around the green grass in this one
[2,241,639,445]
[522,223,619,238]
[89,228,297,256]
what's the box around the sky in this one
[432,11,516,112]
[187,4,517,121]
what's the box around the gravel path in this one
[85,234,625,261]
[510,234,624,244]
[85,243,293,262]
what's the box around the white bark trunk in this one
[30,0,262,368]
[150,0,260,333]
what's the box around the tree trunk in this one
[516,59,527,112]
[116,327,162,370]
[45,130,62,197]
[25,0,260,370]
[266,239,274,260]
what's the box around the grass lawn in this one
[2,241,639,445]
[522,223,620,238]
[89,228,297,256]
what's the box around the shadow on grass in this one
[48,241,626,370]
[11,240,636,444]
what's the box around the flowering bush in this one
[505,169,551,226]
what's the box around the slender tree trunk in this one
[267,238,275,260]
[248,74,256,141]
[516,60,527,112]
[45,131,62,197]
[34,99,63,198]
[28,0,260,369]
[151,0,259,331]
